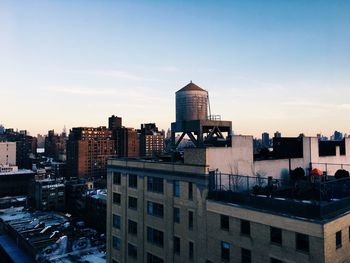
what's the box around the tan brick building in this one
[106,153,350,263]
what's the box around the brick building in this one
[66,127,115,178]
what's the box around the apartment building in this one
[66,127,115,178]
[106,155,350,263]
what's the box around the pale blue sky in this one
[1,0,350,137]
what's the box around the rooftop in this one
[208,172,350,221]
[0,207,105,263]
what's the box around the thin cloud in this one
[46,86,118,96]
[64,69,160,82]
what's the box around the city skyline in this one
[1,0,350,137]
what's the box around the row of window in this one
[220,215,309,253]
[112,173,193,199]
[112,234,193,261]
[112,193,194,228]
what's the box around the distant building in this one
[261,132,270,148]
[66,127,115,178]
[334,130,343,141]
[0,166,35,197]
[139,123,164,157]
[108,115,122,130]
[28,178,65,211]
[109,115,140,158]
[0,129,37,169]
[114,127,140,158]
[274,131,281,138]
[0,142,16,165]
[44,130,67,161]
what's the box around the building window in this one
[128,220,137,235]
[174,207,180,223]
[188,182,193,200]
[147,176,164,193]
[128,196,137,210]
[147,253,164,263]
[241,248,251,263]
[147,201,164,218]
[128,243,137,259]
[113,193,121,204]
[270,227,282,245]
[336,231,342,249]
[271,258,283,263]
[113,236,121,251]
[113,214,121,229]
[147,227,164,247]
[173,180,180,197]
[129,174,138,188]
[189,241,194,261]
[296,233,309,253]
[220,215,229,231]
[240,220,250,236]
[174,236,180,254]
[113,172,121,185]
[221,241,230,261]
[188,211,193,230]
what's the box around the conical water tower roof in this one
[177,81,205,92]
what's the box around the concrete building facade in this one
[0,142,16,166]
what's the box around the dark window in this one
[113,236,121,251]
[188,182,193,200]
[113,172,121,185]
[296,233,309,253]
[336,231,342,249]
[173,180,180,197]
[147,253,164,263]
[189,241,194,261]
[271,258,283,263]
[113,214,121,229]
[128,243,137,259]
[174,207,180,223]
[129,174,138,188]
[113,193,121,204]
[147,227,164,247]
[174,236,180,254]
[128,220,137,235]
[221,241,230,261]
[188,211,193,230]
[270,227,282,245]
[241,220,250,236]
[147,201,164,218]
[147,176,164,193]
[241,248,251,263]
[128,196,137,210]
[220,215,229,231]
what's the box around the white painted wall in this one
[204,136,350,180]
[0,142,16,165]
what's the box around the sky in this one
[1,0,350,138]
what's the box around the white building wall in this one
[204,136,350,180]
[0,142,16,165]
[207,136,254,176]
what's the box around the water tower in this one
[171,82,232,149]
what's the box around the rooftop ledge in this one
[107,158,210,175]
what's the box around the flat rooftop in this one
[0,207,105,262]
[208,172,350,221]
[108,157,209,175]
